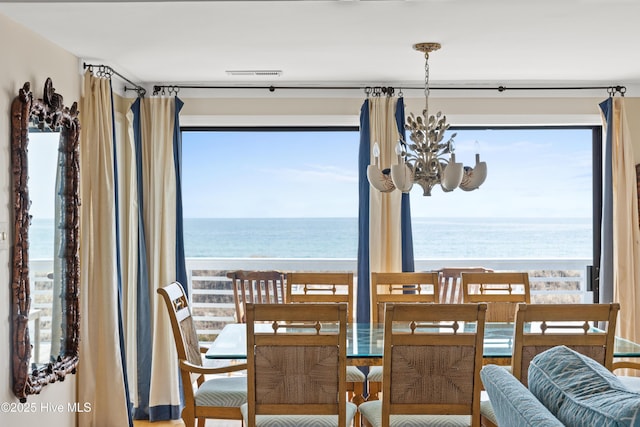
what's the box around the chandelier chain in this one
[424,52,430,118]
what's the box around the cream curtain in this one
[140,97,181,416]
[78,71,131,427]
[368,96,403,275]
[78,71,183,423]
[606,97,640,345]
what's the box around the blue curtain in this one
[109,87,134,427]
[357,99,371,324]
[130,99,153,419]
[599,98,614,304]
[173,97,188,293]
[396,97,415,273]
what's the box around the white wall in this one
[0,13,80,427]
[177,93,614,134]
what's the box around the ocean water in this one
[28,217,592,259]
[182,217,591,259]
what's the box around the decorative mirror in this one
[10,78,80,401]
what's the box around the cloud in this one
[258,164,358,183]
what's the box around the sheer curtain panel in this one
[599,97,640,349]
[78,70,132,427]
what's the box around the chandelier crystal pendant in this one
[367,42,487,196]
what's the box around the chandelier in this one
[367,42,487,196]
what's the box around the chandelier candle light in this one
[367,42,487,196]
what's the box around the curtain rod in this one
[152,84,627,96]
[83,62,147,97]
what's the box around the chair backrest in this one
[511,302,620,387]
[157,282,202,403]
[286,272,355,322]
[436,267,494,304]
[381,303,487,427]
[462,272,531,322]
[227,270,286,323]
[370,272,439,324]
[245,302,349,427]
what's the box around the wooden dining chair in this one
[480,302,620,427]
[286,272,355,315]
[436,267,493,304]
[511,302,619,386]
[286,271,365,424]
[370,272,440,323]
[359,303,487,427]
[368,271,440,401]
[461,271,531,322]
[227,270,286,323]
[158,282,247,427]
[242,302,357,427]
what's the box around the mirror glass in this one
[27,131,64,368]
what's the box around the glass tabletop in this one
[205,322,640,360]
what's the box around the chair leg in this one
[351,381,365,427]
[197,418,205,427]
[367,381,381,401]
[182,409,195,427]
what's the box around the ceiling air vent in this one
[226,70,283,77]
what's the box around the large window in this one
[181,126,597,261]
[409,127,595,259]
[181,128,359,258]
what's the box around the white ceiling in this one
[2,0,640,94]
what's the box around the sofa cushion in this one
[480,364,563,427]
[529,345,640,427]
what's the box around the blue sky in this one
[181,127,594,219]
[26,127,594,220]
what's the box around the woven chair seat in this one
[346,366,366,382]
[359,400,472,427]
[194,376,247,408]
[479,398,498,426]
[366,366,383,382]
[241,402,357,427]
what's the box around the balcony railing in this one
[29,257,593,348]
[186,257,593,343]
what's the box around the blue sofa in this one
[480,346,640,427]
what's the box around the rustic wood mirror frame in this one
[10,78,80,401]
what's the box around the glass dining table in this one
[205,322,640,366]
